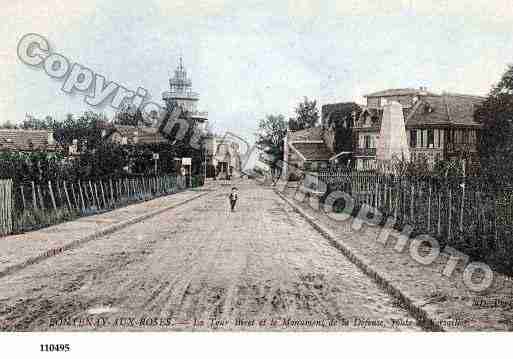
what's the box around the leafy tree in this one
[113,104,148,127]
[474,64,513,187]
[323,102,361,154]
[255,114,288,177]
[289,97,319,131]
[0,120,17,129]
[54,112,109,153]
[20,114,60,130]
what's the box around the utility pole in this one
[203,144,207,184]
[153,153,159,174]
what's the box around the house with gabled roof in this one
[0,129,59,153]
[353,87,485,171]
[103,125,169,146]
[283,126,335,179]
[405,93,484,170]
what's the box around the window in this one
[364,135,371,149]
[462,129,469,144]
[427,129,434,148]
[469,130,476,144]
[410,130,417,148]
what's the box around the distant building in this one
[283,127,334,179]
[103,125,168,146]
[353,88,484,171]
[406,93,484,170]
[282,103,358,179]
[204,135,241,179]
[0,129,59,153]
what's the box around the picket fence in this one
[0,179,13,236]
[317,170,513,262]
[0,174,199,237]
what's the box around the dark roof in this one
[406,94,484,128]
[109,126,169,145]
[292,142,334,161]
[364,88,437,97]
[0,130,59,151]
[288,127,323,142]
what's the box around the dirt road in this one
[0,180,421,331]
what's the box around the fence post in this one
[410,182,415,225]
[31,181,37,210]
[0,180,13,236]
[437,190,442,236]
[71,183,78,211]
[459,180,465,232]
[109,179,115,205]
[63,181,72,211]
[90,181,98,210]
[56,181,63,207]
[48,180,57,211]
[394,179,398,219]
[100,181,107,208]
[20,185,26,211]
[448,187,452,240]
[37,185,45,211]
[78,181,86,212]
[494,196,499,250]
[427,180,432,233]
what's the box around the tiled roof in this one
[364,88,437,97]
[406,94,484,128]
[110,126,168,144]
[288,127,323,142]
[0,130,58,151]
[291,142,334,161]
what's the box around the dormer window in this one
[423,103,433,114]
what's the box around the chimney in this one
[48,132,55,145]
[419,86,428,95]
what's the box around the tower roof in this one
[170,57,192,89]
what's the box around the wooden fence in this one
[0,174,202,237]
[317,169,513,268]
[0,179,13,236]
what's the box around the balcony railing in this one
[353,147,376,157]
[188,111,208,118]
[445,142,478,153]
[162,91,199,100]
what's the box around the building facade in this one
[283,127,335,180]
[204,135,241,179]
[0,129,59,153]
[352,88,484,171]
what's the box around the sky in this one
[2,0,513,143]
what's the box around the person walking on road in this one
[229,187,238,212]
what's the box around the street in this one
[0,180,420,331]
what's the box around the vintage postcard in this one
[1,0,513,355]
